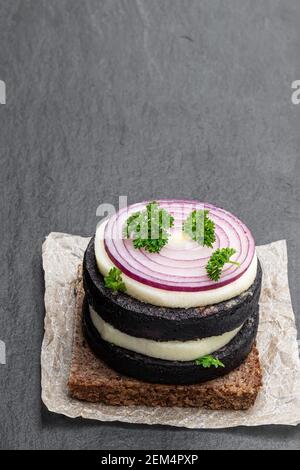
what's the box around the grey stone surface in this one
[0,0,300,450]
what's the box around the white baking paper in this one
[41,235,300,428]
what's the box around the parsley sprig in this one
[125,201,175,253]
[195,355,225,368]
[104,267,126,293]
[183,209,216,248]
[206,247,240,281]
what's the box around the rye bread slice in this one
[68,275,263,409]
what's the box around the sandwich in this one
[68,200,262,409]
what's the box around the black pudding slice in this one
[83,237,262,341]
[82,299,260,385]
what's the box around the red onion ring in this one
[103,200,255,292]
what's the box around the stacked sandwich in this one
[82,200,261,386]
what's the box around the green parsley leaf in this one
[183,209,216,248]
[104,267,126,293]
[125,201,175,253]
[206,247,240,282]
[195,355,225,368]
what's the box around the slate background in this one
[1,0,300,450]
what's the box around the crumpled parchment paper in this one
[41,235,300,428]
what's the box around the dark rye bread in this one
[83,237,262,341]
[68,276,263,409]
[83,299,259,385]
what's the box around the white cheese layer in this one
[89,306,242,362]
[95,221,258,308]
